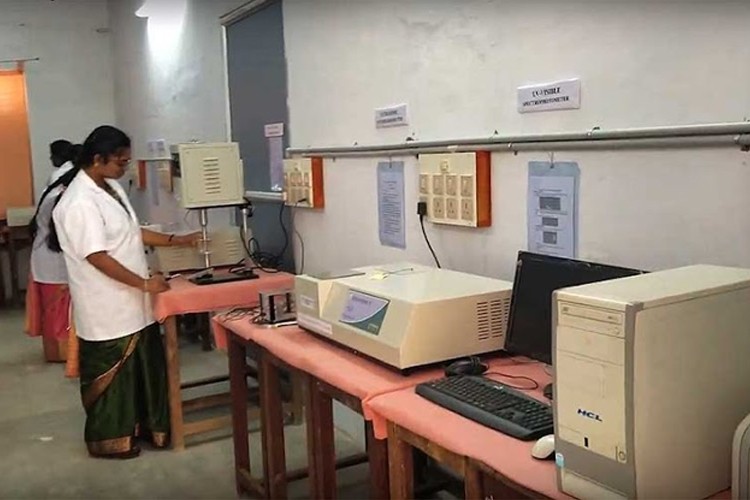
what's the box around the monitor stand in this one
[543,382,553,401]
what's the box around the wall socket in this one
[432,197,445,218]
[283,157,325,208]
[418,152,492,228]
[446,197,458,220]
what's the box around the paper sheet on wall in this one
[377,161,406,249]
[527,161,579,258]
[268,136,284,192]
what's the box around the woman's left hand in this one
[172,232,203,247]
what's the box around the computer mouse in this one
[543,383,554,401]
[531,434,555,460]
[445,357,488,377]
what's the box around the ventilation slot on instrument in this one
[202,157,222,195]
[476,301,491,341]
[225,239,243,259]
[489,297,511,338]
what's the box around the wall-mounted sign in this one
[518,78,581,113]
[375,103,409,128]
[264,122,285,138]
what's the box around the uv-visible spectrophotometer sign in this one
[517,79,581,113]
[340,291,390,335]
[375,103,409,128]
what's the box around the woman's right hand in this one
[144,274,170,294]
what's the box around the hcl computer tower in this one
[553,265,750,499]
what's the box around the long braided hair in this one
[46,126,132,252]
[29,145,82,244]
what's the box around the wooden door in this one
[0,70,33,219]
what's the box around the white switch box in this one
[283,157,325,209]
[418,152,491,228]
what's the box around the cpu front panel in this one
[554,297,635,498]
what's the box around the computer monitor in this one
[504,251,645,364]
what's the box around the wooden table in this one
[5,224,31,306]
[213,317,445,499]
[152,270,294,450]
[0,220,31,307]
[367,360,568,500]
[228,334,368,498]
[0,222,7,307]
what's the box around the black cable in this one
[277,201,289,259]
[236,202,291,273]
[239,225,281,273]
[296,232,305,275]
[419,214,441,268]
[485,371,540,391]
[291,199,307,275]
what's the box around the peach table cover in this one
[213,316,449,425]
[214,315,732,500]
[366,361,575,498]
[152,270,294,322]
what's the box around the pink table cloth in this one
[366,361,571,499]
[152,270,294,322]
[213,316,455,426]
[214,315,733,500]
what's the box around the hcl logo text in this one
[577,409,603,422]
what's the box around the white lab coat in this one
[53,171,154,341]
[47,161,75,187]
[30,185,68,284]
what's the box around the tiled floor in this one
[0,308,370,499]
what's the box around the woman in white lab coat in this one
[25,141,82,362]
[51,125,199,459]
[47,140,79,186]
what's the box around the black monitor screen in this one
[504,251,645,364]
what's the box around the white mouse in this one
[531,434,555,460]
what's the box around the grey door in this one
[226,0,293,271]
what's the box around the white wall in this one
[0,0,115,198]
[109,0,245,228]
[283,0,750,281]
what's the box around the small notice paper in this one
[375,103,409,128]
[518,78,581,113]
[377,161,406,249]
[265,123,285,191]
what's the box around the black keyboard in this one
[415,376,553,441]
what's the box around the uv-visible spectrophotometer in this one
[295,263,513,371]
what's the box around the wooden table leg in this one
[305,376,336,499]
[464,460,483,500]
[229,335,251,496]
[259,351,287,499]
[366,421,389,499]
[387,422,414,500]
[164,316,185,451]
[290,372,305,425]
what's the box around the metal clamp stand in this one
[187,203,258,285]
[198,208,211,269]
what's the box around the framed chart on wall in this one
[527,161,580,259]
